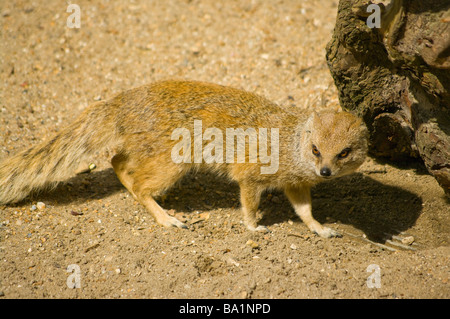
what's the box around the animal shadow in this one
[260,173,423,242]
[25,169,422,243]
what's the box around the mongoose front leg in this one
[239,183,269,232]
[284,185,341,238]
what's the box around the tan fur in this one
[0,80,368,237]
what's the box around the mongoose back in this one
[0,80,368,237]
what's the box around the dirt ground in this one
[0,0,449,299]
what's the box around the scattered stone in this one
[226,257,240,267]
[290,243,298,250]
[36,202,46,210]
[190,212,210,225]
[175,212,188,223]
[246,239,259,249]
[167,209,176,216]
[401,236,415,246]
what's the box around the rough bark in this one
[326,0,450,196]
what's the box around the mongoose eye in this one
[312,145,320,157]
[338,148,351,159]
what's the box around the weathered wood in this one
[326,0,450,195]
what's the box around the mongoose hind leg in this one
[111,153,139,200]
[239,183,269,233]
[111,152,188,229]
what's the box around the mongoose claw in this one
[179,223,189,230]
[161,216,189,230]
[314,227,342,238]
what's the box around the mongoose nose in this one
[320,167,332,177]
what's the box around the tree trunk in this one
[326,0,450,196]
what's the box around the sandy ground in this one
[0,0,449,299]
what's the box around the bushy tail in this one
[0,101,117,204]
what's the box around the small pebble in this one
[401,236,415,245]
[30,205,37,211]
[226,257,240,267]
[36,202,46,211]
[246,239,259,249]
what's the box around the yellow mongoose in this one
[0,80,368,237]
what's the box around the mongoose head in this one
[303,110,369,180]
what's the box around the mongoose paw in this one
[314,227,342,238]
[160,216,189,230]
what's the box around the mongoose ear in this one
[312,110,320,118]
[310,110,320,123]
[304,113,315,134]
[355,116,367,130]
[345,113,365,131]
[359,119,369,138]
[350,116,369,139]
